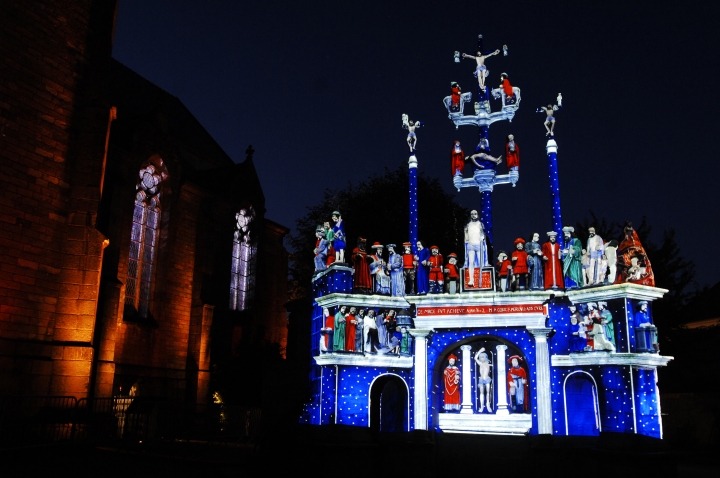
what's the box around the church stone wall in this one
[0,0,118,398]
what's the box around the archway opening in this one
[369,375,408,433]
[564,372,600,436]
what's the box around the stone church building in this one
[0,0,288,411]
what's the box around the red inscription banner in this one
[417,304,544,316]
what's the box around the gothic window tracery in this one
[230,206,257,311]
[125,160,167,318]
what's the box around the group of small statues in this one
[319,306,412,356]
[568,301,616,353]
[496,221,655,292]
[568,299,658,354]
[444,349,528,414]
[451,135,519,178]
[314,211,654,293]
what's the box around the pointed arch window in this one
[125,160,167,318]
[230,207,257,311]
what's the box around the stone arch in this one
[563,370,601,436]
[368,373,409,433]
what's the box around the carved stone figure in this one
[462,49,500,91]
[364,309,379,353]
[474,348,493,413]
[562,226,584,290]
[498,72,516,105]
[542,231,563,290]
[415,241,430,295]
[352,237,372,294]
[451,140,465,178]
[402,242,416,295]
[386,244,405,297]
[331,211,346,263]
[526,233,544,290]
[355,309,366,353]
[375,310,388,348]
[444,253,460,294]
[345,306,358,352]
[314,225,328,272]
[604,240,619,283]
[586,227,605,285]
[320,307,334,353]
[569,305,585,353]
[495,251,511,292]
[511,238,528,291]
[444,354,461,411]
[450,82,462,112]
[333,305,347,352]
[465,151,502,170]
[428,245,444,294]
[505,134,519,171]
[370,242,390,295]
[598,301,615,346]
[536,93,562,136]
[507,356,528,412]
[634,301,658,353]
[402,114,423,152]
[464,210,489,287]
[323,221,336,266]
[587,302,615,351]
[615,222,655,287]
[400,327,411,355]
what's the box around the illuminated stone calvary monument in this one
[300,35,672,439]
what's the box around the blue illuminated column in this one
[546,138,564,248]
[409,154,419,252]
[481,191,493,246]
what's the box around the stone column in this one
[460,345,474,414]
[529,327,554,434]
[409,329,433,430]
[495,344,510,415]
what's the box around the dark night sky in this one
[112,0,720,288]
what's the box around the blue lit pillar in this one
[546,138,564,249]
[409,153,419,253]
[480,191,493,246]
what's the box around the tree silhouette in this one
[288,164,469,299]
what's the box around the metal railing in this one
[0,396,261,448]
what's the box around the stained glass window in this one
[125,160,167,318]
[230,207,257,311]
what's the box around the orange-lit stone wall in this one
[0,0,118,398]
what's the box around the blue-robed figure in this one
[634,300,657,353]
[415,241,431,295]
[525,233,544,290]
[387,244,405,297]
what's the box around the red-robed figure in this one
[444,354,461,411]
[345,307,357,351]
[614,221,655,287]
[505,134,520,170]
[507,355,529,412]
[450,82,462,112]
[451,140,465,177]
[499,73,516,104]
[352,237,372,293]
[428,246,444,294]
[541,231,563,290]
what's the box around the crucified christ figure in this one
[462,49,500,91]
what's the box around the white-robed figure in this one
[464,210,489,286]
[370,243,391,295]
[586,227,605,285]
